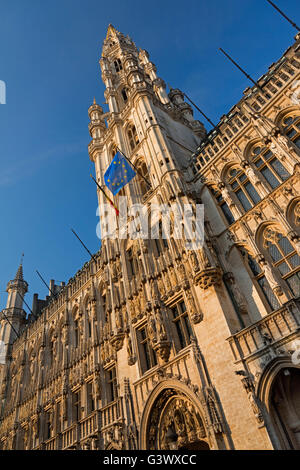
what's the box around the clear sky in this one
[0,0,300,312]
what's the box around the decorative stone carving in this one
[153,341,170,363]
[110,332,125,352]
[147,311,157,344]
[259,259,283,295]
[189,251,200,272]
[241,376,264,425]
[204,386,223,434]
[147,389,208,450]
[93,374,101,400]
[195,266,222,290]
[154,310,167,342]
[185,289,203,324]
[126,334,136,366]
[224,272,248,314]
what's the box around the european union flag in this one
[104,152,136,196]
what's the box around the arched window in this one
[101,292,107,317]
[153,220,168,255]
[114,58,123,72]
[241,250,280,311]
[263,228,300,297]
[49,337,55,365]
[74,318,80,348]
[227,167,261,212]
[281,114,300,148]
[136,160,150,196]
[121,88,128,102]
[250,145,290,189]
[87,314,92,338]
[127,247,135,276]
[210,187,235,225]
[127,124,139,151]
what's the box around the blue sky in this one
[0,0,300,311]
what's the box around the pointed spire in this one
[106,24,117,40]
[14,254,24,281]
[93,96,96,105]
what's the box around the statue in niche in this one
[157,276,166,296]
[189,251,199,272]
[259,260,281,291]
[198,245,211,270]
[127,335,133,357]
[155,310,167,341]
[164,273,171,290]
[226,272,248,314]
[147,312,157,343]
[94,375,101,400]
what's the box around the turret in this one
[0,259,28,356]
[0,259,28,396]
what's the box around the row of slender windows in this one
[209,113,300,221]
[212,146,292,223]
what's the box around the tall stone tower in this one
[0,261,28,395]
[88,24,206,223]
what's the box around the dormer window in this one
[114,58,123,72]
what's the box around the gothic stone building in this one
[0,25,300,451]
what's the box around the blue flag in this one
[104,152,136,196]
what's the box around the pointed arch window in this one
[101,292,107,317]
[114,58,123,72]
[153,220,168,255]
[263,228,300,297]
[127,124,139,151]
[49,338,55,365]
[227,167,261,211]
[242,250,280,311]
[136,160,150,196]
[88,318,92,338]
[121,88,128,102]
[74,318,80,348]
[250,146,290,189]
[282,114,300,148]
[127,247,135,276]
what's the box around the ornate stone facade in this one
[0,26,300,450]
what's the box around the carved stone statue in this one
[259,260,281,292]
[94,375,101,400]
[198,246,211,271]
[155,310,167,341]
[189,251,199,272]
[147,312,157,343]
[248,390,264,424]
[126,334,133,358]
[226,272,248,314]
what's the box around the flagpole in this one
[71,228,98,263]
[90,174,120,216]
[36,270,57,297]
[115,147,152,189]
[16,291,34,317]
[219,47,264,91]
[266,0,300,32]
[182,93,217,128]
